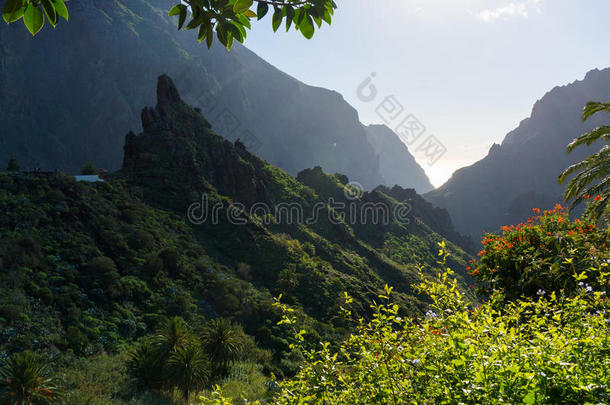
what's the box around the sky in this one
[242,0,610,187]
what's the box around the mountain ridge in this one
[425,67,610,237]
[0,0,431,191]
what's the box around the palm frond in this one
[582,101,610,122]
[566,126,610,152]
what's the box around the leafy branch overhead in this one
[2,0,68,35]
[2,0,336,48]
[170,0,336,49]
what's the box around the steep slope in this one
[0,0,428,190]
[425,68,610,238]
[0,76,472,375]
[364,124,434,194]
[118,75,474,313]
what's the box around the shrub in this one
[81,162,97,175]
[6,154,19,172]
[199,243,610,404]
[471,204,609,300]
[0,351,61,404]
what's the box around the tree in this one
[165,343,210,401]
[154,316,189,357]
[127,341,165,391]
[2,0,337,49]
[559,102,609,221]
[0,351,61,404]
[128,317,190,392]
[80,162,97,175]
[6,154,19,172]
[201,318,243,375]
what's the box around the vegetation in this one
[559,101,610,221]
[0,351,61,404]
[1,0,68,35]
[201,242,610,404]
[80,162,97,176]
[0,85,607,403]
[6,154,19,172]
[470,203,608,301]
[2,0,336,48]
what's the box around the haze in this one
[244,0,610,187]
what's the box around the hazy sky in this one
[243,0,610,187]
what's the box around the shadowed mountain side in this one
[0,0,430,191]
[425,68,610,238]
[363,125,434,194]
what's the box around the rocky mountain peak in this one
[157,74,182,105]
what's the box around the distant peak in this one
[157,75,181,104]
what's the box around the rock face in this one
[121,75,271,209]
[0,0,429,191]
[425,68,610,238]
[364,125,434,194]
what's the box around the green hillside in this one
[0,76,472,403]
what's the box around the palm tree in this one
[0,351,61,404]
[154,316,189,356]
[126,341,165,391]
[201,319,243,376]
[165,343,210,401]
[559,101,609,220]
[128,317,190,392]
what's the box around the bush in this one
[199,243,610,404]
[470,204,609,300]
[81,162,97,175]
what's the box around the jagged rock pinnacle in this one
[157,75,181,104]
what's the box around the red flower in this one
[583,194,590,200]
[594,195,603,202]
[532,208,540,214]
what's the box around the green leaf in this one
[178,6,187,30]
[272,7,282,32]
[197,23,208,42]
[298,14,314,39]
[233,0,253,14]
[243,9,256,18]
[51,0,68,21]
[256,1,268,20]
[285,5,295,31]
[206,24,214,49]
[522,391,536,404]
[2,0,25,23]
[23,3,44,36]
[41,0,57,27]
[168,4,183,16]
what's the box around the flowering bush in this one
[471,203,609,300]
[199,243,610,404]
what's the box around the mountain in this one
[0,76,472,370]
[425,68,610,238]
[0,0,429,191]
[364,125,434,194]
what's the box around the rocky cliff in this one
[425,68,610,238]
